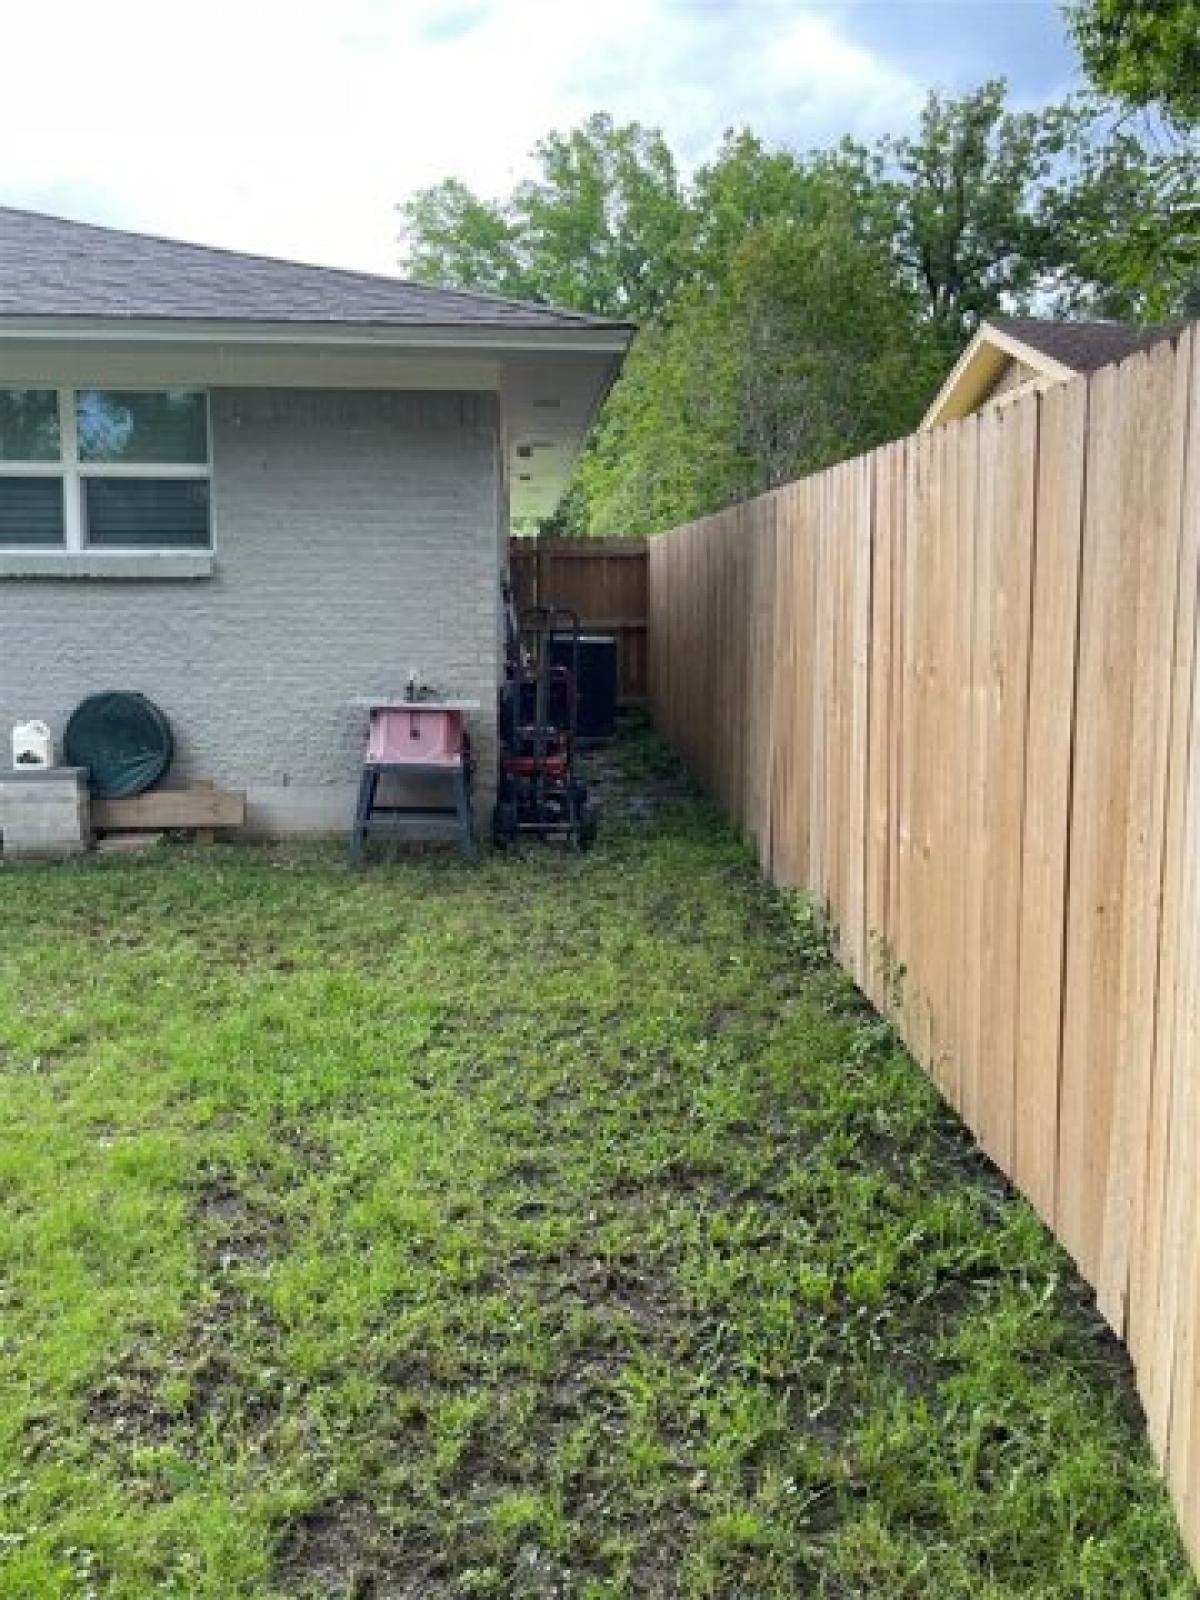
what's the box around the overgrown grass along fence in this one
[648,324,1200,1564]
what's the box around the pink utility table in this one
[349,697,481,862]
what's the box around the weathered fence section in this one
[508,537,648,703]
[648,327,1200,1561]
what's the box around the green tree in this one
[880,81,1084,350]
[400,178,526,300]
[1062,0,1199,317]
[579,198,940,534]
[400,114,691,319]
[1050,122,1199,318]
[732,214,940,485]
[511,116,690,318]
[575,302,741,534]
[1066,0,1200,127]
[686,130,821,288]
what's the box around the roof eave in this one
[0,314,635,356]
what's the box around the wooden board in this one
[1098,339,1192,1340]
[1012,377,1087,1225]
[768,483,806,889]
[809,476,831,911]
[845,455,873,987]
[1144,329,1200,1455]
[864,445,895,1010]
[959,407,998,1138]
[886,441,910,1027]
[982,394,1038,1172]
[93,783,246,831]
[946,417,979,1107]
[1057,359,1135,1281]
[1173,588,1200,1542]
[926,421,958,1096]
[894,435,924,1053]
[747,494,779,868]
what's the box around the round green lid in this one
[63,692,174,798]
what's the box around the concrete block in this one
[0,768,91,858]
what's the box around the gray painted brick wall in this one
[0,388,501,834]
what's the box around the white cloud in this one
[0,0,932,274]
[764,12,926,134]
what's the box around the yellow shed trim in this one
[921,321,1078,430]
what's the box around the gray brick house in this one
[0,208,632,832]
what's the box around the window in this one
[0,390,64,547]
[0,477,64,546]
[77,390,208,465]
[0,388,60,461]
[85,479,211,549]
[0,388,211,552]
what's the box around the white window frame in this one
[0,386,212,553]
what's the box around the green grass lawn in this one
[0,739,1194,1598]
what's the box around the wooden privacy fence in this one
[648,326,1200,1563]
[508,537,648,703]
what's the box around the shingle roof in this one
[990,316,1183,374]
[0,206,634,333]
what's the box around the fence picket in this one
[1013,377,1087,1225]
[1098,340,1193,1340]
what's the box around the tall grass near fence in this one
[648,325,1200,1564]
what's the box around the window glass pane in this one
[77,390,207,464]
[0,390,60,461]
[0,477,65,545]
[85,478,210,548]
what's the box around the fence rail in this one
[509,537,647,703]
[648,326,1200,1565]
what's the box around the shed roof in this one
[0,206,634,334]
[921,315,1185,429]
[988,316,1182,374]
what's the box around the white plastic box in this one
[11,720,53,769]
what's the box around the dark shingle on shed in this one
[0,206,633,332]
[991,316,1183,374]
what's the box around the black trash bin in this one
[549,633,618,740]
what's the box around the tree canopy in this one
[402,113,691,320]
[1067,0,1200,128]
[399,53,1196,535]
[879,84,1087,351]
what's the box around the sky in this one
[2,0,1083,276]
